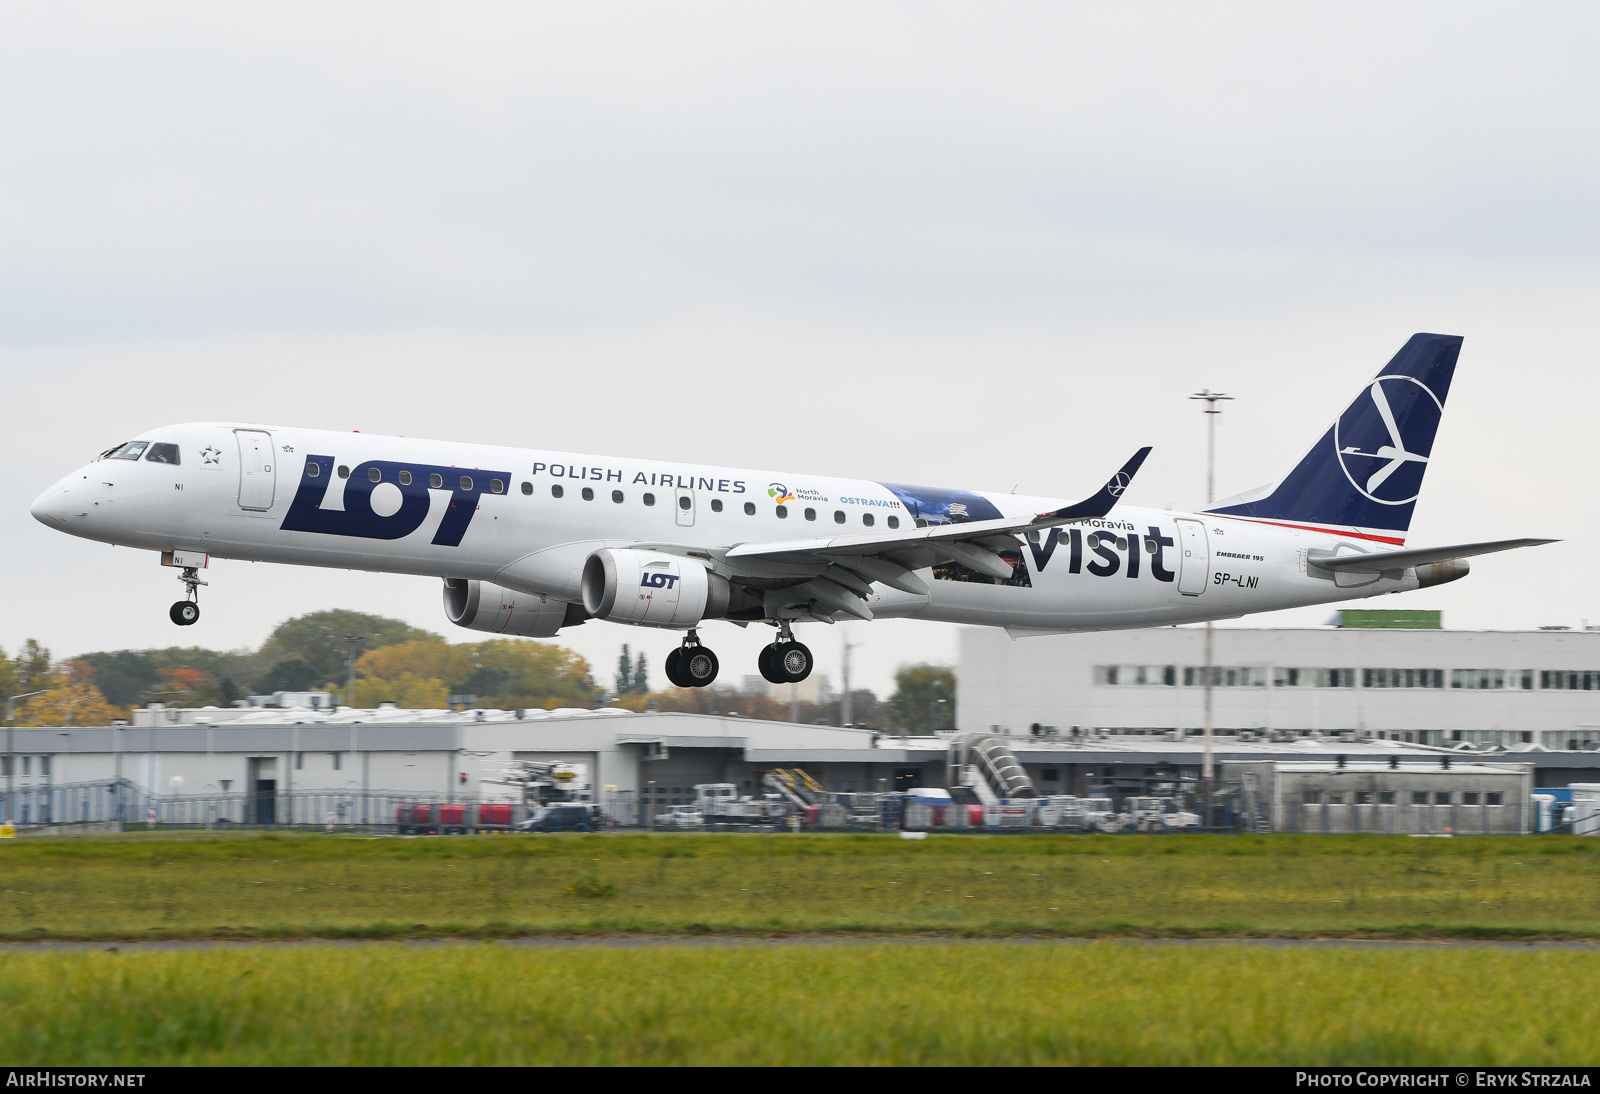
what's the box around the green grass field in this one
[1,941,1594,1065]
[3,831,1600,940]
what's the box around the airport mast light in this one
[1189,388,1233,825]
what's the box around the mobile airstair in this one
[948,733,1036,807]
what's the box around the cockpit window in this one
[144,443,180,465]
[101,441,148,461]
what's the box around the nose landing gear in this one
[758,621,813,684]
[169,566,206,627]
[664,629,720,688]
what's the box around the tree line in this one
[1,611,955,731]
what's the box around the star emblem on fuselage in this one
[200,445,220,465]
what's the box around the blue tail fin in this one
[1204,333,1461,540]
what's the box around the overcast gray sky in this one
[2,2,1597,699]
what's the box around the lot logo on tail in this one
[1334,376,1442,505]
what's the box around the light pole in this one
[1189,388,1233,828]
[5,690,50,826]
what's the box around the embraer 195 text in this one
[30,334,1554,688]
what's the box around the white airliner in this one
[30,334,1551,689]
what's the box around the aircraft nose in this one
[29,485,68,528]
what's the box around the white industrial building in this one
[960,622,1600,753]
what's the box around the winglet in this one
[1035,446,1152,525]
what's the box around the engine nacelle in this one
[443,578,583,638]
[581,549,730,628]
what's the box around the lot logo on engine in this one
[640,571,681,590]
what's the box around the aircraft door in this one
[235,430,276,511]
[674,487,695,527]
[1174,518,1210,596]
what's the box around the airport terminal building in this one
[959,616,1600,752]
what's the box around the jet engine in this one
[443,578,585,637]
[581,549,731,628]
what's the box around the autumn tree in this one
[13,660,122,727]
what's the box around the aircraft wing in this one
[713,448,1152,619]
[1310,537,1557,573]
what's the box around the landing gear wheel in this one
[170,601,200,626]
[681,647,719,687]
[664,647,687,688]
[776,641,813,683]
[758,643,782,684]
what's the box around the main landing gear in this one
[758,621,813,685]
[665,630,720,688]
[169,566,206,627]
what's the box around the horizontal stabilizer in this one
[1310,537,1556,573]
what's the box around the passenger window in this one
[710,498,722,512]
[429,473,443,489]
[339,465,350,479]
[399,470,413,486]
[744,501,756,515]
[862,513,874,527]
[582,487,594,501]
[144,443,180,465]
[102,441,148,461]
[643,493,656,506]
[612,490,624,503]
[520,481,532,495]
[774,504,788,518]
[679,495,691,510]
[887,516,899,530]
[307,463,321,478]
[551,484,564,498]
[804,508,816,521]
[368,467,382,482]
[833,510,845,524]
[460,476,473,491]
[491,479,504,494]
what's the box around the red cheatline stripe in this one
[1208,515,1406,545]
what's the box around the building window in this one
[1303,790,1322,804]
[295,752,303,770]
[1362,668,1444,689]
[1185,666,1267,687]
[1273,668,1357,688]
[1042,768,1059,783]
[21,757,30,776]
[1434,791,1452,805]
[1451,669,1505,690]
[1540,670,1600,690]
[1097,665,1177,686]
[332,753,342,771]
[1411,791,1428,805]
[38,757,49,777]
[1462,791,1480,805]
[1355,791,1373,805]
[1379,791,1396,805]
[1486,792,1503,806]
[0,757,8,777]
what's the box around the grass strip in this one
[3,831,1598,942]
[1,941,1595,1065]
